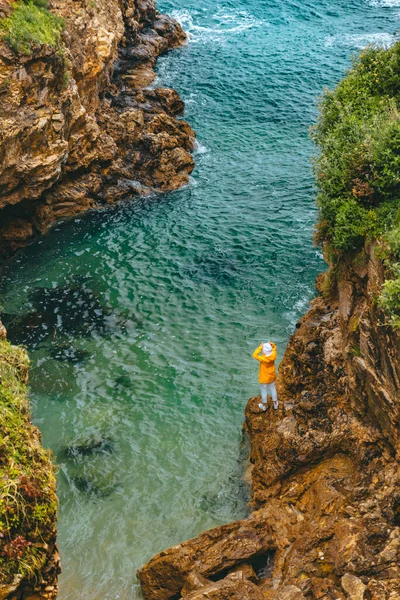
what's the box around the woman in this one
[252,342,278,410]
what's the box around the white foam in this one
[193,139,209,155]
[367,0,400,6]
[171,8,267,45]
[284,294,311,331]
[326,32,397,49]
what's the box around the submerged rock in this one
[69,475,120,499]
[29,285,109,335]
[59,436,114,460]
[49,343,90,364]
[1,311,50,346]
[2,281,132,348]
[182,253,239,286]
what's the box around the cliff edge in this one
[138,40,400,600]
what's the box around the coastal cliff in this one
[0,0,195,260]
[138,43,400,600]
[138,245,400,600]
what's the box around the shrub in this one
[0,0,64,54]
[313,41,400,328]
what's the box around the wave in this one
[193,140,209,155]
[284,293,312,331]
[367,0,400,6]
[325,32,397,49]
[171,8,268,45]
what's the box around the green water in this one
[1,0,399,597]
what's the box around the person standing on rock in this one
[252,342,278,411]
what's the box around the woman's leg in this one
[261,384,267,403]
[270,381,278,406]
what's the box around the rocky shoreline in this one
[0,0,195,261]
[138,244,400,600]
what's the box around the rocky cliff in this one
[138,243,400,600]
[0,0,195,260]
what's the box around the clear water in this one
[1,0,399,598]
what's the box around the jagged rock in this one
[182,573,264,600]
[341,574,366,600]
[266,585,305,600]
[0,0,195,259]
[310,578,345,600]
[228,563,258,584]
[139,243,400,600]
[137,513,274,600]
[181,571,212,596]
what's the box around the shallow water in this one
[1,0,399,598]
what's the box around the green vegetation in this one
[0,0,64,54]
[312,42,400,328]
[0,340,57,585]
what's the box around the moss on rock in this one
[0,338,57,586]
[0,0,64,54]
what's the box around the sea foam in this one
[326,32,397,49]
[171,8,268,45]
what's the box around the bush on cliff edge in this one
[0,0,64,54]
[0,340,57,586]
[313,41,400,328]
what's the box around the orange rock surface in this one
[0,0,195,258]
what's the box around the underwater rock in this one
[49,343,90,364]
[2,311,52,346]
[29,285,109,335]
[59,436,114,460]
[69,475,119,499]
[59,435,119,499]
[115,374,132,388]
[2,282,123,348]
[182,253,239,286]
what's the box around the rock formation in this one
[138,243,400,600]
[0,0,195,259]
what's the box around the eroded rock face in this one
[0,0,195,258]
[139,244,400,599]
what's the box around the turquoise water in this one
[1,0,399,598]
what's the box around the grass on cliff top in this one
[0,339,57,586]
[312,41,400,329]
[0,0,64,54]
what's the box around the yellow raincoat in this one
[252,343,277,384]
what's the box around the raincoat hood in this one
[262,342,273,356]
